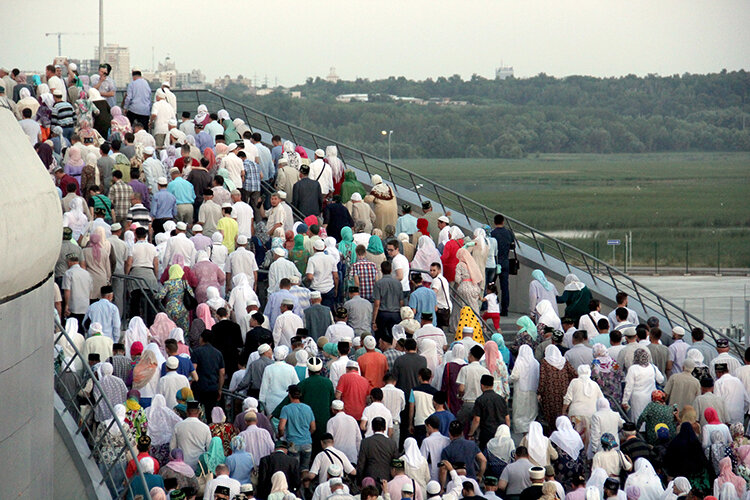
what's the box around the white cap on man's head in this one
[176,221,187,231]
[221,202,232,209]
[192,224,203,232]
[622,327,637,337]
[166,356,179,370]
[331,400,344,410]
[438,215,450,223]
[313,239,325,251]
[273,247,285,257]
[157,176,168,186]
[258,344,271,355]
[310,291,321,299]
[672,326,685,337]
[144,146,155,155]
[364,336,377,350]
[315,149,325,157]
[237,235,248,245]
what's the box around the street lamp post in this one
[381,129,393,163]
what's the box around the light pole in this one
[381,129,393,163]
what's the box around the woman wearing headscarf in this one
[399,306,421,335]
[563,364,605,449]
[75,90,96,128]
[209,407,237,457]
[149,312,178,353]
[109,105,131,140]
[287,233,310,276]
[535,299,562,333]
[398,232,415,261]
[364,174,398,231]
[550,415,587,490]
[538,344,577,426]
[625,458,666,500]
[169,327,191,356]
[197,436,226,475]
[441,227,465,283]
[401,437,431,493]
[714,456,747,498]
[340,169,367,202]
[702,407,732,450]
[440,343,468,415]
[268,470,290,500]
[592,432,633,478]
[483,424,515,478]
[623,348,665,423]
[280,140,302,171]
[124,389,148,440]
[15,86,39,120]
[154,264,193,331]
[418,338,442,377]
[483,340,510,398]
[188,303,214,350]
[662,477,692,500]
[591,343,625,403]
[520,421,557,466]
[93,362,128,422]
[451,247,483,332]
[88,87,112,138]
[146,394,182,464]
[63,197,89,240]
[295,144,309,164]
[509,345,540,434]
[65,147,85,184]
[83,226,115,299]
[191,250,225,304]
[228,273,259,328]
[665,422,712,491]
[557,274,593,324]
[412,218,430,246]
[636,390,678,445]
[717,482,743,500]
[530,269,559,319]
[325,145,345,194]
[365,234,386,276]
[132,348,161,408]
[512,315,539,356]
[35,141,54,169]
[707,430,734,477]
[491,333,512,367]
[411,236,441,284]
[94,403,136,498]
[469,228,490,288]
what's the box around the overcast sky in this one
[3,0,748,86]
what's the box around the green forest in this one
[219,70,750,158]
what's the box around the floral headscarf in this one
[651,390,667,403]
[633,348,650,367]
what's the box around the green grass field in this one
[398,153,750,268]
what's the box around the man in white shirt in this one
[709,338,743,378]
[607,292,639,327]
[429,263,452,330]
[157,356,190,408]
[669,328,690,377]
[715,363,750,425]
[387,240,410,294]
[360,387,394,437]
[223,145,245,189]
[306,239,338,308]
[413,313,448,354]
[382,373,406,445]
[326,307,355,344]
[170,401,212,468]
[150,89,175,148]
[607,329,626,363]
[326,400,362,465]
[231,190,254,238]
[436,216,451,248]
[62,254,93,324]
[203,464,241,500]
[272,299,304,348]
[309,435,356,484]
[309,149,334,197]
[328,342,352,390]
[577,299,609,339]
[226,235,258,290]
[455,344,490,427]
[163,221,196,265]
[133,121,157,150]
[268,248,301,293]
[420,415,450,481]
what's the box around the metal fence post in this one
[685,243,689,274]
[654,242,658,275]
[717,241,721,275]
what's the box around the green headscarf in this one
[323,342,339,356]
[367,234,384,255]
[492,333,510,364]
[340,170,367,202]
[200,436,226,474]
[292,234,306,252]
[217,167,237,192]
[338,227,355,262]
[516,316,538,340]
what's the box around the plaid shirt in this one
[243,159,261,192]
[109,179,133,221]
[352,260,378,300]
[384,348,404,371]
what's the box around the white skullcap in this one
[364,336,377,350]
[371,174,382,185]
[462,326,474,334]
[192,224,203,232]
[145,146,156,155]
[221,202,232,209]
[276,190,287,199]
[315,149,325,157]
[273,247,285,257]
[274,345,289,360]
[167,118,178,127]
[217,109,230,121]
[176,221,187,231]
[427,482,442,495]
[672,326,685,336]
[313,239,325,251]
[307,357,323,372]
[237,235,248,245]
[331,400,344,410]
[90,322,103,333]
[346,360,359,370]
[243,397,258,411]
[438,215,450,223]
[350,192,362,202]
[289,275,300,284]
[328,464,343,477]
[68,62,78,72]
[228,143,238,152]
[166,356,179,369]
[310,291,321,299]
[258,344,271,355]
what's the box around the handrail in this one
[54,317,152,500]
[165,89,735,355]
[113,272,165,318]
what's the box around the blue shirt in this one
[409,286,437,326]
[167,177,196,205]
[150,189,177,219]
[160,355,194,378]
[590,333,611,347]
[226,449,254,484]
[83,298,121,342]
[428,410,456,437]
[256,142,275,180]
[124,77,152,116]
[271,145,283,165]
[280,402,315,445]
[243,160,261,192]
[441,438,482,479]
[395,213,419,236]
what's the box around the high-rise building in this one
[97,44,130,88]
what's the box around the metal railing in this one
[163,89,734,354]
[54,317,152,500]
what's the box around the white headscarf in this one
[206,286,226,310]
[486,424,514,463]
[625,459,665,500]
[411,236,441,281]
[325,145,344,184]
[63,197,89,239]
[662,477,691,500]
[719,483,740,500]
[527,421,548,466]
[123,316,149,359]
[103,403,127,436]
[550,415,584,459]
[511,344,539,392]
[536,300,562,330]
[195,104,208,124]
[587,468,609,495]
[169,327,186,344]
[146,394,182,445]
[450,226,465,241]
[144,342,167,366]
[274,345,289,361]
[564,273,585,291]
[418,338,441,374]
[448,343,467,365]
[544,344,566,370]
[403,437,427,468]
[577,364,596,397]
[587,487,602,500]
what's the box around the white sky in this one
[3,0,749,86]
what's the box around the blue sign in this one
[607,239,621,245]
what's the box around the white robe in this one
[714,373,749,424]
[622,364,665,423]
[258,361,299,414]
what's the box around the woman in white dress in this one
[625,458,665,500]
[622,348,666,423]
[509,344,539,434]
[563,365,604,449]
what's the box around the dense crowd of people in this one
[7,61,749,500]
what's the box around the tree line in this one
[219,70,750,158]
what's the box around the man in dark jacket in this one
[292,165,323,217]
[257,440,300,498]
[323,195,354,241]
[357,417,399,483]
[489,214,514,316]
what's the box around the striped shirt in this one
[243,160,261,192]
[109,180,133,221]
[126,203,152,228]
[51,101,75,127]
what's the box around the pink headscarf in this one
[203,147,216,170]
[484,341,500,375]
[716,457,746,498]
[304,215,318,228]
[89,230,103,261]
[149,487,167,500]
[295,145,308,159]
[215,143,228,156]
[149,312,177,347]
[67,147,84,167]
[457,248,483,284]
[196,303,215,329]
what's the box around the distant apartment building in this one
[336,93,369,103]
[213,74,254,90]
[98,44,130,88]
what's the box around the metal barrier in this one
[164,89,736,354]
[54,318,152,500]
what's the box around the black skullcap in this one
[470,345,485,360]
[700,376,714,388]
[480,374,495,387]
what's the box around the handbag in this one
[182,279,198,310]
[508,245,520,275]
[196,460,214,496]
